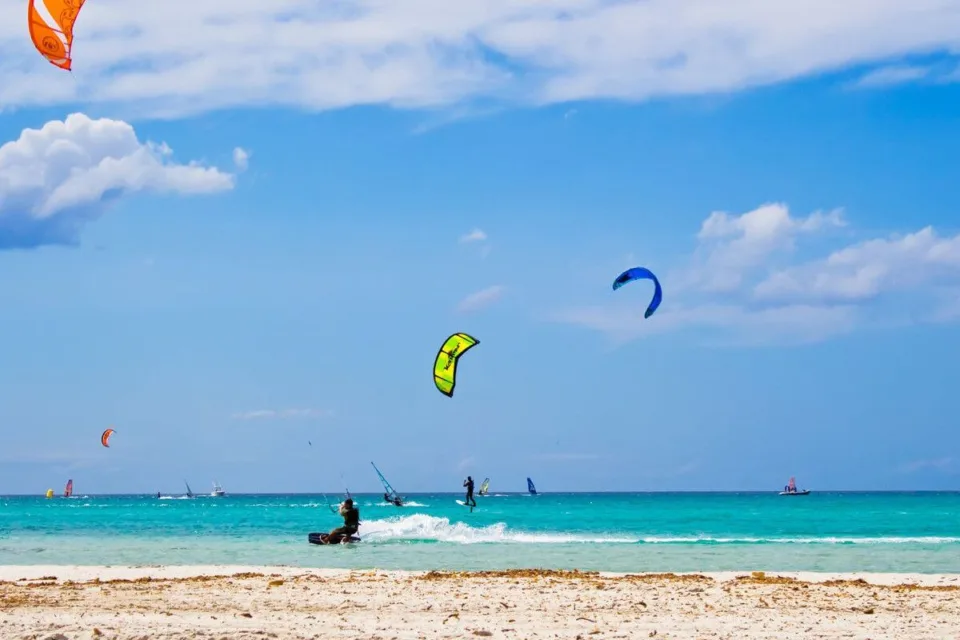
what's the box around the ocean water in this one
[1,492,959,573]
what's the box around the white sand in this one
[1,565,958,639]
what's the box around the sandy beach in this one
[1,566,959,639]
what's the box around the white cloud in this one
[550,202,960,345]
[754,226,960,302]
[854,64,930,88]
[231,408,333,420]
[457,285,504,313]
[232,147,251,171]
[459,228,488,243]
[688,203,845,292]
[0,113,235,249]
[2,1,960,117]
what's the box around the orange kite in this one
[27,0,86,71]
[100,428,114,448]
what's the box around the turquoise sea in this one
[2,492,959,573]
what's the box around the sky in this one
[0,0,959,494]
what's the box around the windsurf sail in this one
[184,480,194,498]
[63,479,73,498]
[478,478,490,495]
[371,462,403,504]
[527,477,537,495]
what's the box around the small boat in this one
[478,477,490,496]
[527,477,537,495]
[308,531,360,545]
[63,479,73,498]
[371,461,404,506]
[211,481,225,497]
[779,477,810,496]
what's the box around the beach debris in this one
[472,631,493,637]
[239,612,253,618]
[268,579,284,588]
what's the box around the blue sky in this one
[0,0,959,494]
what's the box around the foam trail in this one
[358,514,636,544]
[354,516,960,546]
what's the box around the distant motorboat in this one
[211,481,225,497]
[779,476,810,496]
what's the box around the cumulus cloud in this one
[232,147,250,171]
[231,408,333,420]
[2,1,960,117]
[754,226,960,303]
[459,228,487,243]
[0,113,235,249]
[457,285,504,313]
[550,202,960,345]
[687,203,845,293]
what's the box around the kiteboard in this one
[308,532,361,545]
[455,500,476,512]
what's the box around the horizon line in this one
[5,489,960,497]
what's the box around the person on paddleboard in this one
[328,498,360,541]
[463,476,477,507]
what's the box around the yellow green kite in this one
[433,332,479,397]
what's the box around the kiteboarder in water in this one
[463,476,477,508]
[328,499,360,542]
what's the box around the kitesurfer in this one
[328,498,360,542]
[463,476,477,508]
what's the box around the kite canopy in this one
[100,428,114,448]
[612,267,663,319]
[28,0,86,71]
[433,332,479,397]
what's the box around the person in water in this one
[383,492,403,507]
[463,476,477,507]
[328,498,360,542]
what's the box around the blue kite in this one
[612,267,662,319]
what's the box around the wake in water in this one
[357,514,635,544]
[352,515,960,546]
